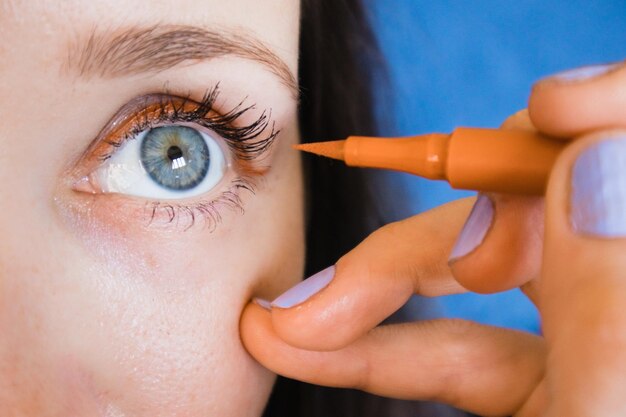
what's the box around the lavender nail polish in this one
[253,298,272,311]
[449,194,494,262]
[552,63,619,82]
[571,137,626,237]
[271,266,335,308]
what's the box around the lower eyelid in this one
[69,173,258,233]
[147,176,258,231]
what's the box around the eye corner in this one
[71,175,98,194]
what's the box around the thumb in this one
[542,130,626,417]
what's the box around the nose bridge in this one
[0,155,58,408]
[0,46,67,281]
[0,124,69,376]
[0,115,61,310]
[0,140,39,265]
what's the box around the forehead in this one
[0,0,300,74]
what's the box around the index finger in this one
[529,60,626,137]
[259,198,472,351]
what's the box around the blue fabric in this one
[368,0,626,333]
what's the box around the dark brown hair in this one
[263,1,471,416]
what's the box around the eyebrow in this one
[66,25,298,97]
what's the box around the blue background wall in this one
[367,0,626,332]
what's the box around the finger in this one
[515,378,548,417]
[449,110,544,299]
[529,60,626,137]
[241,303,546,417]
[541,130,626,415]
[448,193,544,298]
[266,198,472,351]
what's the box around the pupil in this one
[167,146,184,161]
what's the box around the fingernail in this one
[549,62,620,83]
[449,194,494,263]
[271,266,336,309]
[571,136,626,237]
[253,298,272,311]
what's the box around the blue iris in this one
[140,126,210,191]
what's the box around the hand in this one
[240,61,626,416]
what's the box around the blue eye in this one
[90,124,227,200]
[141,126,211,191]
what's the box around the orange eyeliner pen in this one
[295,127,567,195]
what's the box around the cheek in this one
[0,131,304,415]
[84,178,301,414]
[80,155,304,413]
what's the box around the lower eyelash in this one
[145,176,257,231]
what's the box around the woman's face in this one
[0,1,303,415]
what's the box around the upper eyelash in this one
[100,84,280,162]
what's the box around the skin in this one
[0,1,303,416]
[242,62,626,416]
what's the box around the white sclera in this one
[93,127,227,200]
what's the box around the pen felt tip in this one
[292,140,346,161]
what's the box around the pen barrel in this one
[344,134,449,179]
[447,127,565,194]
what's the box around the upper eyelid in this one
[80,88,280,176]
